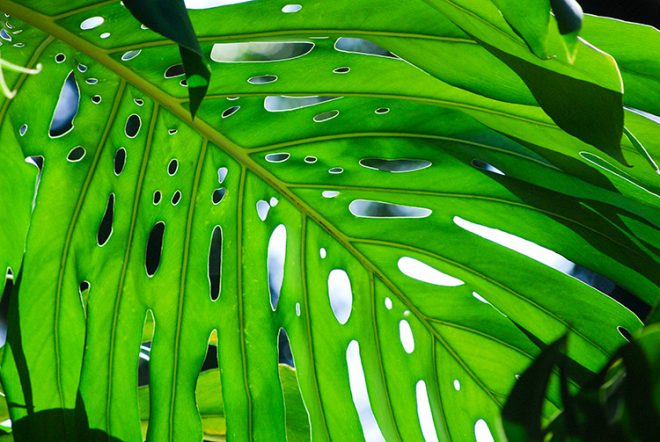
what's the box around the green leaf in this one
[490,0,550,58]
[422,0,625,159]
[123,0,210,118]
[502,334,566,441]
[0,1,657,441]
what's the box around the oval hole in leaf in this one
[416,380,439,441]
[222,105,240,118]
[210,41,314,63]
[49,71,80,138]
[248,75,278,85]
[97,194,114,247]
[55,53,66,63]
[171,190,182,206]
[80,16,104,30]
[399,319,415,353]
[349,200,431,218]
[304,156,317,164]
[328,269,352,324]
[125,114,141,138]
[375,107,390,115]
[91,95,102,104]
[121,50,142,61]
[267,224,287,310]
[19,124,27,136]
[167,159,178,176]
[313,110,339,123]
[114,147,126,175]
[398,256,464,286]
[208,226,222,301]
[346,340,386,441]
[333,66,350,74]
[281,4,302,13]
[145,222,165,277]
[66,146,86,162]
[359,158,431,173]
[164,63,185,79]
[265,153,290,163]
[265,96,340,112]
[153,190,162,205]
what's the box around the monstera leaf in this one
[0,0,658,441]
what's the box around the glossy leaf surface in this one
[0,1,658,441]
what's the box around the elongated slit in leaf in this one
[114,148,126,175]
[97,193,114,247]
[208,226,222,301]
[268,225,287,310]
[145,222,165,277]
[49,71,80,138]
[346,340,386,441]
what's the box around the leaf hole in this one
[328,269,352,324]
[281,4,302,13]
[145,221,165,277]
[121,50,142,61]
[399,319,415,353]
[328,167,343,174]
[374,107,390,115]
[333,66,350,74]
[222,105,240,118]
[416,380,439,441]
[55,53,66,63]
[248,74,278,84]
[278,328,294,367]
[164,63,185,79]
[475,419,494,442]
[66,146,86,162]
[346,340,386,441]
[91,95,102,104]
[304,156,317,164]
[167,159,179,176]
[153,190,162,205]
[97,193,114,247]
[210,41,314,63]
[125,114,141,138]
[313,110,339,123]
[114,147,126,175]
[171,190,182,206]
[471,159,505,175]
[212,188,226,205]
[256,200,270,221]
[208,226,223,301]
[335,37,399,59]
[349,199,432,218]
[265,152,290,163]
[49,71,80,138]
[398,256,464,286]
[359,157,430,173]
[268,224,287,310]
[19,124,27,136]
[322,190,339,198]
[217,167,228,183]
[80,16,104,30]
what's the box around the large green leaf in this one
[0,1,657,441]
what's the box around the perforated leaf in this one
[0,1,658,441]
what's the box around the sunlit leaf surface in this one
[0,1,658,441]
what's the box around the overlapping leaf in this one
[0,1,658,441]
